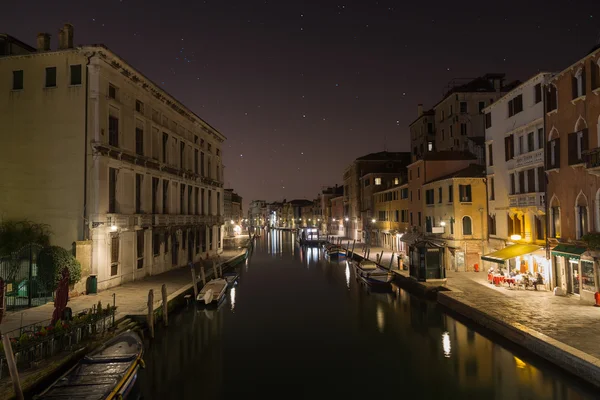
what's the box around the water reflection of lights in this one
[513,356,527,369]
[345,263,350,289]
[376,304,385,333]
[230,287,236,311]
[442,332,451,358]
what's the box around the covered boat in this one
[197,278,228,305]
[36,330,144,400]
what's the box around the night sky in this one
[2,1,599,210]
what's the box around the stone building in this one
[0,26,225,291]
[317,185,343,232]
[224,189,243,236]
[409,104,436,161]
[434,74,518,156]
[546,44,600,302]
[421,164,487,271]
[361,173,405,245]
[483,73,552,283]
[371,182,410,254]
[248,200,266,228]
[329,195,345,236]
[342,151,411,241]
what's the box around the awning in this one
[399,232,421,244]
[551,244,586,260]
[481,244,541,264]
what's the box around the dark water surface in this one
[139,232,598,399]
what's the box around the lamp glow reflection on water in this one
[345,264,350,289]
[376,304,385,333]
[442,332,451,358]
[230,287,236,311]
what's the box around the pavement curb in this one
[438,290,600,389]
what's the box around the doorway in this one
[566,258,580,295]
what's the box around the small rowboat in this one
[197,278,228,305]
[353,260,394,289]
[36,330,144,400]
[326,247,346,259]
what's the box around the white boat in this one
[197,278,228,305]
[353,260,378,275]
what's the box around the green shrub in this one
[38,246,82,290]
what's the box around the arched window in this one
[462,216,472,235]
[549,195,561,238]
[548,127,560,169]
[575,191,589,239]
[574,68,585,98]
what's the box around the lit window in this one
[374,178,382,185]
[394,177,399,185]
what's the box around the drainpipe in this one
[83,51,96,241]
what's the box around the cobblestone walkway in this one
[445,271,600,359]
[0,236,250,336]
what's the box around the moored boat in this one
[326,246,346,259]
[197,278,228,305]
[353,259,378,275]
[223,272,239,287]
[36,330,144,400]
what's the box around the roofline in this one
[1,44,226,141]
[423,174,485,185]
[408,111,435,127]
[549,46,600,84]
[0,34,37,52]
[482,72,553,113]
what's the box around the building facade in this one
[546,45,600,302]
[422,165,488,271]
[360,172,406,243]
[409,104,436,161]
[483,73,552,283]
[342,151,411,241]
[329,195,344,235]
[224,189,243,236]
[372,183,410,255]
[248,200,266,228]
[0,26,225,291]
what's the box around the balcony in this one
[508,192,545,209]
[584,147,600,176]
[513,148,544,169]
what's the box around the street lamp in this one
[510,234,522,241]
[345,217,349,222]
[440,221,446,227]
[371,218,376,224]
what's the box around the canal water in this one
[139,231,597,399]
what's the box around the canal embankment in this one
[327,237,600,389]
[0,235,253,399]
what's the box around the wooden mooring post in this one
[218,263,223,278]
[379,251,384,264]
[212,261,218,279]
[190,263,198,299]
[388,253,395,271]
[161,284,168,327]
[346,240,351,257]
[201,265,206,285]
[350,240,356,259]
[2,333,23,400]
[147,289,154,339]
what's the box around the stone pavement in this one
[329,235,600,360]
[0,236,250,337]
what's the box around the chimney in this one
[58,23,74,49]
[417,104,423,117]
[37,33,51,51]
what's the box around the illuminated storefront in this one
[482,244,551,289]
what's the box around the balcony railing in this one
[514,148,544,169]
[508,192,545,208]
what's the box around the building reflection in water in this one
[345,263,350,289]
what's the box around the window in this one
[527,169,535,193]
[488,143,494,166]
[449,105,453,115]
[577,204,588,239]
[417,189,420,201]
[217,192,221,216]
[428,141,433,151]
[162,133,168,163]
[364,178,370,187]
[592,59,600,90]
[180,184,186,214]
[527,131,534,153]
[110,236,119,276]
[507,94,523,117]
[534,83,542,103]
[162,180,169,214]
[459,184,472,202]
[425,189,434,205]
[208,143,212,153]
[537,128,544,150]
[12,70,23,90]
[180,141,185,169]
[108,84,117,99]
[547,137,560,169]
[581,261,596,292]
[510,173,515,195]
[550,206,561,238]
[136,230,144,269]
[462,216,472,235]
[153,233,160,256]
[152,177,159,213]
[374,177,382,185]
[70,65,82,85]
[182,230,187,250]
[108,115,119,147]
[568,129,588,165]
[518,171,525,194]
[394,177,399,185]
[460,123,467,136]
[135,127,144,156]
[410,212,413,225]
[401,210,409,223]
[485,113,492,128]
[448,185,453,203]
[488,215,496,235]
[537,167,545,192]
[45,67,56,88]
[201,152,205,176]
[418,212,421,227]
[504,134,514,161]
[479,101,485,113]
[438,187,442,203]
[440,110,444,121]
[201,188,205,214]
[400,188,408,199]
[136,100,144,113]
[517,135,524,155]
[426,216,432,233]
[572,68,586,99]
[195,228,201,253]
[417,167,420,178]
[194,149,199,174]
[427,123,434,134]
[450,125,453,137]
[546,85,558,113]
[459,101,467,113]
[535,216,544,241]
[490,177,495,200]
[208,190,212,214]
[108,168,117,213]
[135,174,143,213]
